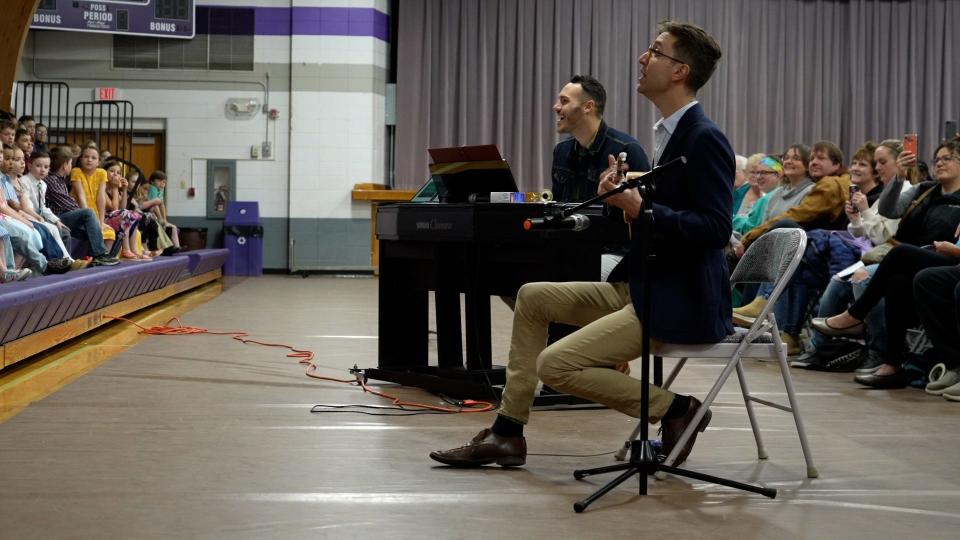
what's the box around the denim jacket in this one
[551,121,649,203]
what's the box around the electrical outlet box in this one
[261,141,272,159]
[250,144,260,159]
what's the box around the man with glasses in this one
[430,20,733,469]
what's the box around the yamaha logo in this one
[415,219,453,231]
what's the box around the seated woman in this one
[732,154,786,236]
[103,160,149,260]
[814,137,960,388]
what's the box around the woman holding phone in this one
[813,137,960,388]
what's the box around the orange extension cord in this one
[104,315,495,414]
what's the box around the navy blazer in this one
[611,104,735,344]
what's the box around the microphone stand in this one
[542,156,777,513]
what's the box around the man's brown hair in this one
[657,20,722,92]
[812,140,845,167]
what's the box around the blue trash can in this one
[224,202,263,276]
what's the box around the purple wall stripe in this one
[251,7,389,41]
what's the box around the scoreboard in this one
[31,0,195,39]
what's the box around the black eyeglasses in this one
[934,155,959,165]
[647,47,686,65]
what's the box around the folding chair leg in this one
[662,357,688,391]
[775,345,819,478]
[662,354,743,467]
[735,360,768,459]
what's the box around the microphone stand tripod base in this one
[573,440,777,513]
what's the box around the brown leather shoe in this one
[660,397,712,466]
[429,428,526,467]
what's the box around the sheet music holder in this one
[425,144,519,203]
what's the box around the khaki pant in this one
[498,281,675,424]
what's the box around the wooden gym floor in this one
[1,275,958,538]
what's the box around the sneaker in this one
[822,347,866,372]
[925,368,960,396]
[941,381,960,402]
[854,349,885,373]
[1,268,32,283]
[91,255,121,266]
[43,257,72,275]
[790,350,823,369]
[733,296,767,328]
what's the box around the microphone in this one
[523,214,591,232]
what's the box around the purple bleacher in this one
[171,248,230,276]
[0,257,188,346]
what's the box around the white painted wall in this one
[17,0,390,229]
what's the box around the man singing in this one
[430,20,734,468]
[551,74,648,203]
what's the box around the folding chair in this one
[616,228,818,479]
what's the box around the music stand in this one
[534,157,777,512]
[427,145,518,203]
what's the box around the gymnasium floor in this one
[1,275,958,539]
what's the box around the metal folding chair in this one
[616,228,818,479]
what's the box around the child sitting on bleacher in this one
[33,124,47,152]
[144,171,181,253]
[18,116,36,137]
[15,129,34,164]
[0,120,16,147]
[103,160,149,260]
[0,216,32,282]
[70,144,119,255]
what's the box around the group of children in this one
[0,114,181,283]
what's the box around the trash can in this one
[179,227,208,251]
[224,202,263,276]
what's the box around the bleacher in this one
[0,248,229,369]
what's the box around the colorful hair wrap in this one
[759,155,783,173]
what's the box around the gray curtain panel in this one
[395,0,959,191]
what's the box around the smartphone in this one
[904,133,918,156]
[849,185,860,213]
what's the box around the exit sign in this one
[94,87,121,100]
